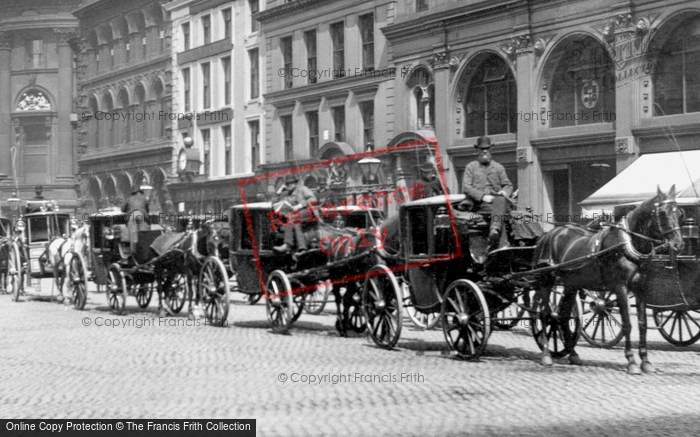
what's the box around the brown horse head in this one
[627,185,684,253]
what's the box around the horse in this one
[42,222,89,302]
[532,186,684,374]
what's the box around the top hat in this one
[474,136,494,150]
[131,188,144,195]
[419,162,436,173]
[285,174,299,183]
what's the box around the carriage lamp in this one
[14,219,25,233]
[681,218,699,257]
[358,157,382,183]
[8,192,20,212]
[434,207,451,230]
[103,227,115,240]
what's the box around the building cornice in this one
[265,70,391,107]
[381,0,520,42]
[256,0,334,23]
[79,54,171,89]
[530,130,617,149]
[78,139,172,164]
[632,122,700,139]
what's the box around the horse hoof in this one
[641,362,656,374]
[541,355,553,367]
[56,295,64,303]
[569,355,583,366]
[627,363,642,375]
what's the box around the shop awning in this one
[580,150,700,216]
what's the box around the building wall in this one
[0,0,82,215]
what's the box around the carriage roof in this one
[22,211,71,218]
[400,194,466,208]
[231,202,273,210]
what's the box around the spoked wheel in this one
[8,243,22,302]
[69,253,88,311]
[653,309,700,347]
[493,290,530,330]
[362,265,402,349]
[441,279,490,360]
[265,270,294,334]
[531,287,582,358]
[303,282,329,315]
[402,282,441,330]
[106,264,126,315]
[164,273,187,314]
[135,282,154,309]
[199,257,231,327]
[347,286,366,333]
[580,289,623,348]
[288,278,306,323]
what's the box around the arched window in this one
[653,16,700,116]
[102,94,114,147]
[464,55,516,136]
[549,36,615,127]
[118,89,130,144]
[88,30,99,74]
[152,79,165,138]
[134,85,146,141]
[89,96,99,149]
[407,68,434,130]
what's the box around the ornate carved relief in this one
[17,91,51,111]
[54,28,79,45]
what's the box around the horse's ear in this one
[668,184,676,199]
[657,185,663,198]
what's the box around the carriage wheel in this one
[9,243,22,302]
[135,282,154,309]
[69,253,88,311]
[288,278,306,323]
[106,264,126,315]
[265,270,294,334]
[347,285,366,333]
[402,282,441,330]
[165,273,187,314]
[653,309,700,347]
[493,290,530,330]
[199,257,231,327]
[441,279,491,360]
[303,282,329,315]
[362,265,402,349]
[531,287,582,358]
[580,289,623,348]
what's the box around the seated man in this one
[461,136,513,248]
[273,174,318,253]
[418,162,449,197]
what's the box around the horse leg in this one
[560,287,582,366]
[637,298,656,373]
[534,284,553,366]
[615,284,640,375]
[332,285,347,337]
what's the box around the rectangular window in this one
[182,23,190,51]
[183,68,191,112]
[360,101,374,147]
[28,39,44,68]
[417,0,428,12]
[126,42,130,62]
[222,57,231,105]
[223,125,232,175]
[202,62,211,109]
[307,111,319,158]
[222,8,232,39]
[332,106,345,142]
[202,15,211,45]
[330,22,345,78]
[249,48,259,99]
[249,0,259,33]
[359,14,374,70]
[281,36,293,89]
[249,120,260,170]
[202,128,210,175]
[281,116,293,161]
[305,30,317,84]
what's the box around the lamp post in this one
[8,191,20,220]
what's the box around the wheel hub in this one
[592,298,607,313]
[456,313,470,326]
[374,299,386,311]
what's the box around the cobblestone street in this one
[3,282,700,436]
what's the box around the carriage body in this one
[613,198,700,310]
[0,216,23,300]
[22,210,71,279]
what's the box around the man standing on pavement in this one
[461,136,513,248]
[273,174,317,253]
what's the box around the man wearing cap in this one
[122,188,150,250]
[461,136,513,247]
[273,174,317,253]
[25,185,46,214]
[418,162,448,198]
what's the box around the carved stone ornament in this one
[54,28,78,45]
[615,137,629,154]
[512,34,532,49]
[0,31,11,50]
[431,51,448,69]
[516,148,530,163]
[534,38,546,56]
[17,91,51,111]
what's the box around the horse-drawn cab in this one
[1,215,22,299]
[321,205,385,231]
[22,203,71,279]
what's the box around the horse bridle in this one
[653,199,682,240]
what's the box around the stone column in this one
[0,31,12,178]
[432,52,454,190]
[56,29,77,182]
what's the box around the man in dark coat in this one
[418,162,448,198]
[122,188,150,250]
[461,136,513,248]
[273,174,317,253]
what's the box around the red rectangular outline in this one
[237,137,464,300]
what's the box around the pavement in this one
[2,280,700,436]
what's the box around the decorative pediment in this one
[17,91,51,111]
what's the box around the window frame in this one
[359,14,375,71]
[330,22,345,78]
[305,29,317,84]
